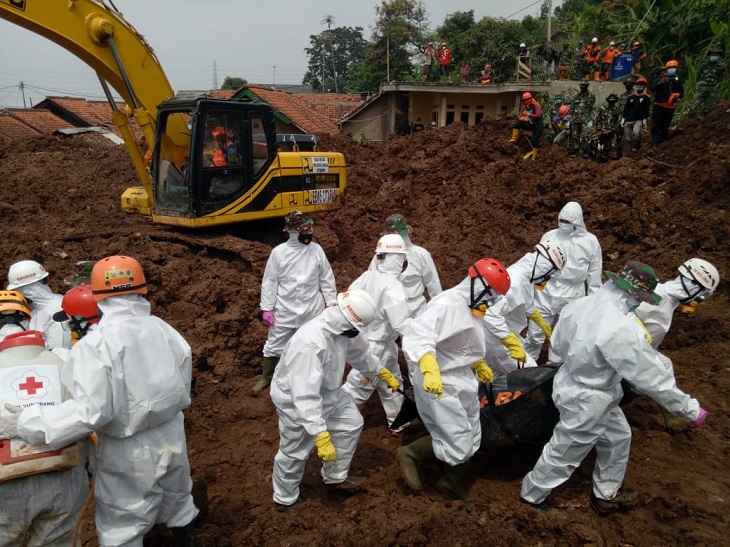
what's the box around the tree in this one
[221,77,247,90]
[303,26,367,92]
[372,0,432,79]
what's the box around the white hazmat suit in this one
[261,236,337,357]
[271,306,383,506]
[402,278,488,465]
[524,202,602,360]
[343,253,411,426]
[521,282,702,505]
[17,295,198,547]
[369,235,442,317]
[0,336,88,547]
[16,282,70,350]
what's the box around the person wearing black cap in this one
[520,261,707,514]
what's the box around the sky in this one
[0,0,545,109]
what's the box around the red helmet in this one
[522,92,533,102]
[59,285,101,323]
[558,105,570,116]
[484,64,492,69]
[665,59,679,69]
[635,77,648,85]
[91,256,147,302]
[468,258,511,296]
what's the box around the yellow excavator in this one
[0,0,346,228]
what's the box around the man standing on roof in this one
[424,41,438,81]
[254,211,338,396]
[521,261,707,514]
[438,42,452,78]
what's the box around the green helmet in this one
[382,214,411,237]
[605,261,662,305]
[283,211,314,234]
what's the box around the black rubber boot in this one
[170,521,200,547]
[396,435,435,491]
[436,461,473,501]
[252,356,279,396]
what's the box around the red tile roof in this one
[0,108,68,142]
[242,86,365,135]
[34,96,141,139]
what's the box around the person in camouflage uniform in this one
[544,95,567,142]
[591,93,623,162]
[569,82,596,157]
[618,78,635,112]
[690,47,726,117]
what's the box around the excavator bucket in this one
[478,366,560,452]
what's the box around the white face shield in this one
[17,281,52,306]
[530,253,560,289]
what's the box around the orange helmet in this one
[558,105,570,116]
[522,92,533,102]
[91,256,147,302]
[635,77,648,85]
[58,285,101,323]
[665,59,679,69]
[0,290,31,318]
[441,42,447,46]
[633,41,640,46]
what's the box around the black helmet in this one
[606,93,619,103]
[579,81,590,88]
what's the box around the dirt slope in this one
[0,103,728,546]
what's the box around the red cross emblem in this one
[19,376,44,395]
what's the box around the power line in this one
[503,0,544,20]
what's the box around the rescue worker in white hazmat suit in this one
[271,289,400,506]
[520,261,707,515]
[7,260,71,350]
[369,214,442,317]
[630,258,720,425]
[343,234,412,431]
[9,255,200,546]
[0,290,31,344]
[0,330,89,547]
[399,258,511,500]
[483,239,567,390]
[524,202,602,360]
[254,211,337,396]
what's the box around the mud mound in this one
[1,103,728,546]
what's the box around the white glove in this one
[641,119,648,129]
[620,118,625,128]
[0,403,22,438]
[597,143,604,151]
[587,121,594,129]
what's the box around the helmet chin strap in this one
[470,276,493,316]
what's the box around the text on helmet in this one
[104,269,134,280]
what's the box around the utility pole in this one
[213,61,219,89]
[321,14,341,127]
[546,0,553,44]
[273,65,276,86]
[20,81,27,109]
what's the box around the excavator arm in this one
[0,0,189,197]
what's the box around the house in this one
[0,108,68,143]
[339,80,625,142]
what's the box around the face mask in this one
[709,56,719,62]
[298,233,313,245]
[470,276,502,316]
[636,85,646,93]
[678,276,713,313]
[558,222,575,235]
[666,68,677,76]
[340,328,359,338]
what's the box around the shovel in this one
[389,388,419,432]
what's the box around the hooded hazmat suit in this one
[270,306,383,506]
[483,253,542,388]
[369,235,442,317]
[342,253,411,426]
[260,236,337,358]
[0,320,28,345]
[16,294,198,547]
[16,282,70,350]
[521,282,702,505]
[524,202,602,360]
[0,336,89,547]
[401,278,488,465]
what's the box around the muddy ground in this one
[0,102,728,546]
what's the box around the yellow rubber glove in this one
[418,353,443,398]
[376,368,400,392]
[501,332,527,363]
[314,431,337,462]
[634,318,653,345]
[529,309,552,339]
[471,360,494,383]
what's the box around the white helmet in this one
[520,43,526,48]
[337,289,376,329]
[375,234,407,255]
[609,41,615,46]
[7,260,49,290]
[678,258,720,291]
[592,37,598,43]
[535,239,567,271]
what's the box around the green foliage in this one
[303,26,367,92]
[221,77,247,90]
